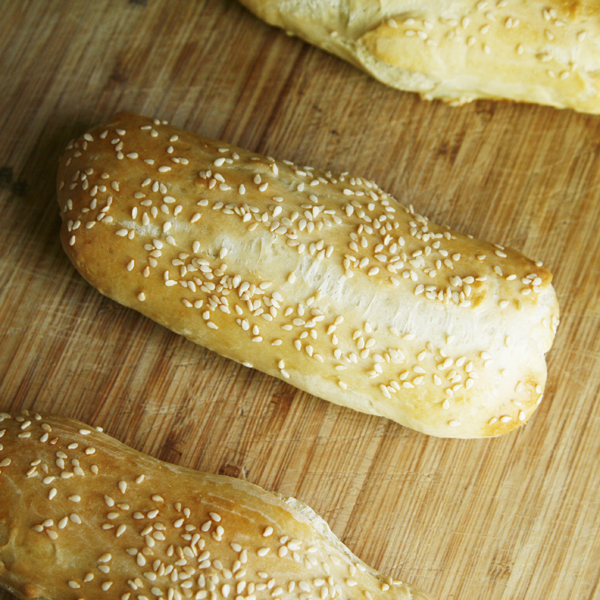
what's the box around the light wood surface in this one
[1,1,599,599]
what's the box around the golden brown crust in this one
[239,0,600,113]
[57,113,559,438]
[0,411,432,600]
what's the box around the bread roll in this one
[238,0,600,113]
[57,113,559,438]
[0,411,432,600]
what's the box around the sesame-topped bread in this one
[239,0,600,113]
[0,411,433,600]
[57,113,559,438]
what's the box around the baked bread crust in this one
[0,411,432,600]
[238,0,600,113]
[57,113,559,438]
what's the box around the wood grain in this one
[1,1,600,599]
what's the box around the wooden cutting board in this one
[1,1,600,599]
